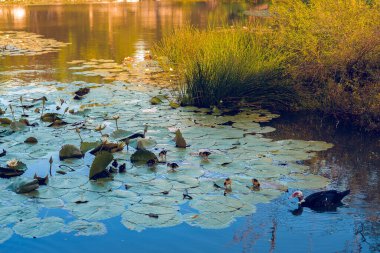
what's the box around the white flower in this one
[95,124,106,132]
[101,135,109,144]
[7,159,18,168]
[112,114,120,120]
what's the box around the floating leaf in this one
[13,217,64,238]
[169,101,180,109]
[89,151,113,180]
[59,144,83,161]
[6,178,39,193]
[63,220,107,236]
[80,141,101,154]
[150,96,162,105]
[175,129,186,148]
[24,137,38,144]
[0,227,13,244]
[130,150,158,164]
[41,113,60,123]
[0,205,38,226]
[110,129,132,139]
[134,138,157,150]
[10,121,26,132]
[0,118,12,125]
[121,205,181,231]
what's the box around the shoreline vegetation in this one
[153,0,380,132]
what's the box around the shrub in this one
[154,25,298,109]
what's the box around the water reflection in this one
[0,1,245,81]
[0,1,379,252]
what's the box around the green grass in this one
[153,0,380,131]
[154,25,297,109]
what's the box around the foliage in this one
[154,0,380,131]
[270,0,380,130]
[89,151,113,179]
[153,24,297,109]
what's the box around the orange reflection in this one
[12,7,26,21]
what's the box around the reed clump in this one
[154,0,380,131]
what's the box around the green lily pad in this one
[63,220,107,236]
[174,129,186,148]
[0,227,13,244]
[169,101,180,109]
[130,150,157,164]
[0,205,38,226]
[41,113,60,123]
[59,144,83,161]
[80,141,101,154]
[150,96,163,105]
[0,118,12,125]
[89,151,113,180]
[13,217,64,238]
[121,204,181,231]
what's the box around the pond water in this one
[0,1,379,253]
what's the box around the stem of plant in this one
[78,132,83,143]
[41,100,45,119]
[49,156,53,176]
[9,104,15,121]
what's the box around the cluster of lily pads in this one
[0,62,333,243]
[0,31,68,57]
[67,56,174,86]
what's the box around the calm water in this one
[0,1,379,252]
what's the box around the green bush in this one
[154,0,380,131]
[154,25,297,108]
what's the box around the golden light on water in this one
[12,7,26,21]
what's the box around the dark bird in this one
[159,150,167,162]
[251,178,260,190]
[73,95,83,100]
[223,178,232,196]
[74,87,90,96]
[119,163,126,173]
[167,162,179,172]
[183,189,193,200]
[119,125,148,146]
[33,173,49,185]
[108,166,118,173]
[112,159,118,168]
[199,150,211,158]
[0,149,6,157]
[147,159,156,167]
[290,190,350,211]
[224,178,232,188]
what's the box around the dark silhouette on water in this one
[290,190,350,214]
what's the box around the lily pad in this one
[169,101,180,109]
[59,144,83,161]
[13,217,64,238]
[80,141,101,154]
[121,205,181,231]
[0,118,12,125]
[89,151,113,180]
[174,129,186,148]
[130,150,158,164]
[0,227,13,244]
[63,220,107,236]
[150,96,163,105]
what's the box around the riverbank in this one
[153,0,380,131]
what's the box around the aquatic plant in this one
[154,0,380,130]
[0,71,334,243]
[153,25,296,109]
